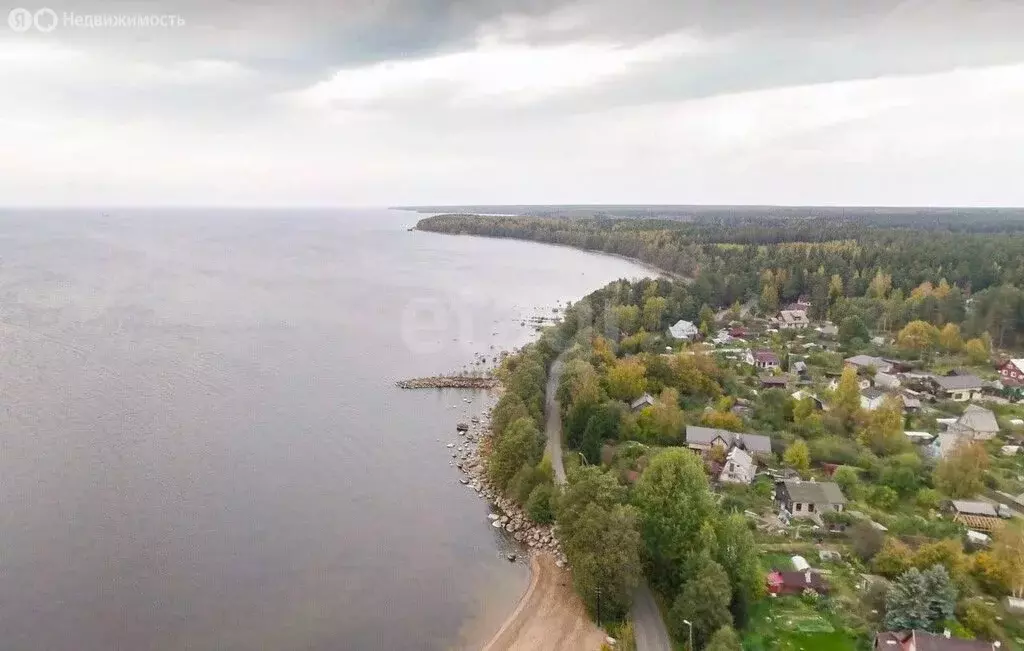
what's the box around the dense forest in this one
[417,212,1024,350]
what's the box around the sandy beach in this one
[481,553,606,651]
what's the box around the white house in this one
[777,310,810,330]
[929,374,984,402]
[668,319,699,341]
[719,446,757,484]
[860,387,887,411]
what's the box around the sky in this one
[1,0,1023,207]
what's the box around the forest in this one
[417,212,1024,351]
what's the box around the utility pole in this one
[683,619,693,651]
[596,586,602,627]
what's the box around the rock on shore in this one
[451,404,568,567]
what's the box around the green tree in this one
[580,402,623,464]
[922,565,957,629]
[558,466,627,535]
[934,441,989,498]
[669,558,733,650]
[964,337,990,365]
[562,502,642,621]
[525,483,555,524]
[760,281,779,314]
[699,304,716,333]
[839,315,870,348]
[605,357,648,401]
[714,513,763,627]
[884,568,932,631]
[704,626,742,651]
[636,389,685,445]
[783,439,811,477]
[833,466,861,499]
[488,417,544,494]
[633,449,718,594]
[611,304,641,336]
[642,296,669,332]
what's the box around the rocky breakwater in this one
[450,412,568,567]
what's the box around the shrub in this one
[526,483,555,524]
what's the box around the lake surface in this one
[0,208,654,651]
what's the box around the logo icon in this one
[7,7,32,32]
[33,7,57,32]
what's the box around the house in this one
[948,500,1006,533]
[874,372,902,390]
[929,374,984,402]
[947,404,1000,440]
[776,479,847,518]
[630,393,656,412]
[686,426,772,455]
[997,359,1024,385]
[861,387,888,411]
[900,394,922,412]
[791,390,825,411]
[777,309,810,330]
[874,630,1000,650]
[766,569,830,596]
[746,349,781,370]
[668,319,699,340]
[760,376,790,390]
[719,446,757,484]
[793,360,808,375]
[845,355,896,374]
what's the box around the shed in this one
[791,555,810,572]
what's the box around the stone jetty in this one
[396,376,499,389]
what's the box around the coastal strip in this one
[396,376,499,389]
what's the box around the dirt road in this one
[481,554,606,651]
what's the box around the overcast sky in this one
[1,0,1023,207]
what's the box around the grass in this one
[743,598,860,651]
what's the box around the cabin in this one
[776,479,847,518]
[760,376,790,390]
[719,446,757,485]
[777,309,810,330]
[928,373,984,402]
[947,404,1000,440]
[845,355,893,374]
[685,426,772,456]
[997,359,1024,385]
[668,319,699,341]
[947,500,1009,533]
[630,393,656,412]
[746,350,781,370]
[766,569,830,596]
[860,387,888,411]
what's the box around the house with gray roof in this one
[630,393,656,412]
[776,479,847,518]
[947,404,1000,440]
[685,426,772,455]
[668,319,699,341]
[928,373,984,402]
[860,387,888,411]
[719,447,757,484]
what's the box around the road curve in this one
[544,356,567,485]
[631,582,672,651]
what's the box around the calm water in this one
[0,208,653,651]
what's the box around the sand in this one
[481,553,607,651]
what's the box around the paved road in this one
[631,582,673,651]
[544,356,567,485]
[544,354,670,650]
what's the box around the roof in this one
[862,387,887,400]
[761,376,789,386]
[630,393,656,410]
[685,426,772,454]
[724,446,754,468]
[932,374,984,391]
[780,479,847,505]
[793,361,808,372]
[874,630,994,651]
[956,404,999,434]
[1001,359,1024,373]
[951,500,998,517]
[779,310,809,324]
[754,350,780,364]
[845,354,889,370]
[668,320,699,339]
[770,570,830,593]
